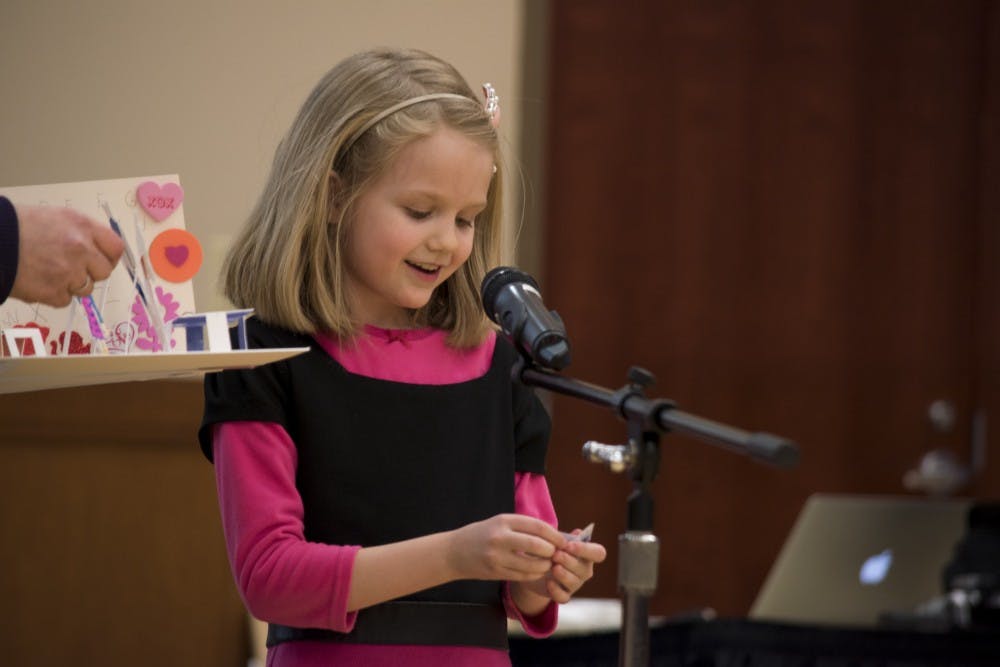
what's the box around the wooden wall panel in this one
[971,0,1000,499]
[541,0,996,616]
[0,381,247,666]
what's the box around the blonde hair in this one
[223,48,503,348]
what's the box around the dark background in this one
[539,0,999,616]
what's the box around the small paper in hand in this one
[563,522,595,543]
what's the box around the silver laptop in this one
[749,493,971,627]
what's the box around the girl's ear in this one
[328,170,344,224]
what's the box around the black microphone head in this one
[481,265,571,371]
[481,266,538,322]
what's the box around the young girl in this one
[198,48,606,666]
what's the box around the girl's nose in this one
[427,217,459,252]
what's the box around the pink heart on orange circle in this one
[137,181,184,222]
[165,245,189,267]
[149,228,202,283]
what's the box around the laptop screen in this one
[749,493,970,627]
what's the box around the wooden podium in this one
[0,379,248,666]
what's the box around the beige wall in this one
[0,0,526,310]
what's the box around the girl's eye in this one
[405,208,431,220]
[457,217,475,229]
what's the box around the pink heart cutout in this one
[137,181,184,222]
[165,245,189,267]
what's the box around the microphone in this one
[481,266,572,371]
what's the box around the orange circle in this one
[148,228,203,283]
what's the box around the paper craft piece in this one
[0,174,195,356]
[2,328,47,357]
[137,180,184,222]
[149,228,203,283]
[171,309,254,352]
[561,522,595,543]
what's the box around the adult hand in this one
[10,204,125,307]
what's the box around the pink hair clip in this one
[482,83,500,128]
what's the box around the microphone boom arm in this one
[516,361,799,469]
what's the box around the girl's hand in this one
[545,537,607,603]
[447,513,567,582]
[517,528,607,604]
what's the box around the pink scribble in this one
[157,286,181,322]
[107,322,136,354]
[131,287,181,351]
[81,296,105,340]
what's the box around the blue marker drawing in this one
[100,202,147,305]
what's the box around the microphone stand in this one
[513,360,799,667]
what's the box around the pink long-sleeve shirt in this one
[211,326,558,666]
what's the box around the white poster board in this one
[0,175,307,393]
[0,174,197,355]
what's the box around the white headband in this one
[350,93,470,146]
[343,84,501,153]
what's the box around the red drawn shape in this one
[165,245,189,267]
[49,330,91,356]
[136,181,184,222]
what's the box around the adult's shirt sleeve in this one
[0,196,19,304]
